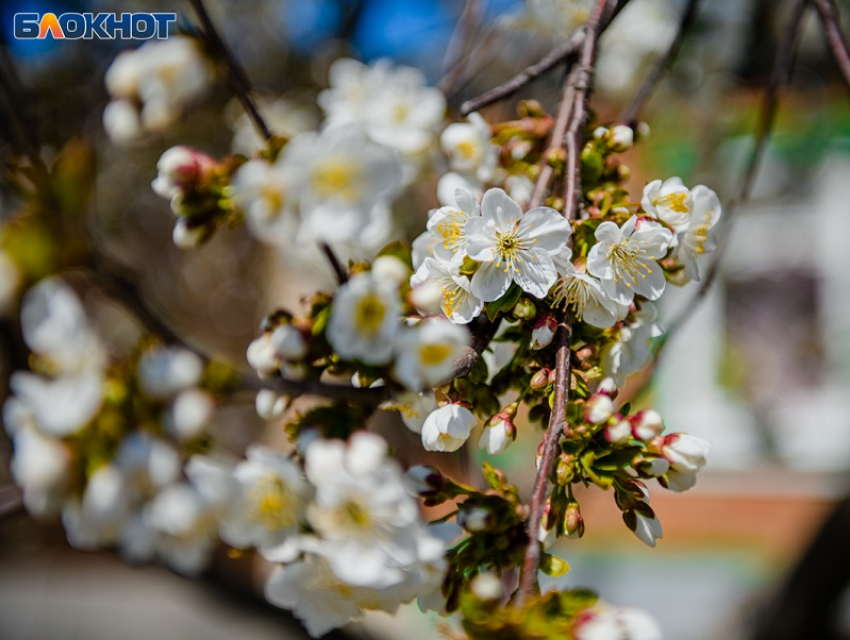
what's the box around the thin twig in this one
[515,0,607,604]
[442,0,486,96]
[459,0,629,116]
[187,0,272,141]
[320,242,349,285]
[529,66,579,210]
[658,0,808,351]
[618,0,701,122]
[811,0,850,92]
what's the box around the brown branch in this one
[459,0,629,116]
[0,485,24,523]
[516,0,607,605]
[441,0,486,97]
[812,0,850,91]
[658,0,808,353]
[320,242,349,285]
[618,0,701,122]
[187,0,272,141]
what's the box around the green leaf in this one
[376,240,412,269]
[484,284,522,322]
[481,461,502,491]
[620,402,632,416]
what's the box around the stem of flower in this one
[459,0,628,117]
[187,0,272,141]
[811,0,850,92]
[618,0,701,123]
[320,242,349,285]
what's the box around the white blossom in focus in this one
[602,304,663,386]
[551,251,619,328]
[661,433,710,473]
[410,251,483,322]
[421,404,477,452]
[587,216,672,305]
[641,177,693,229]
[673,185,722,282]
[328,272,401,365]
[466,188,571,301]
[426,187,482,266]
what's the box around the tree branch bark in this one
[811,0,850,92]
[515,0,607,605]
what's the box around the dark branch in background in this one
[441,0,486,98]
[187,0,272,141]
[516,0,608,605]
[459,0,628,116]
[618,0,701,122]
[320,242,349,285]
[811,0,850,92]
[658,0,808,345]
[0,485,23,523]
[88,252,188,347]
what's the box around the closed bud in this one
[531,369,550,389]
[404,465,444,496]
[635,456,670,478]
[604,418,632,444]
[531,315,557,350]
[564,502,585,538]
[372,255,410,286]
[631,409,664,441]
[597,377,618,398]
[556,453,575,484]
[584,394,614,425]
[270,324,307,361]
[610,124,634,152]
[478,414,517,456]
[470,572,503,602]
[459,505,493,533]
[661,433,710,473]
[409,281,443,314]
[512,297,537,321]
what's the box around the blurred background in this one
[2,0,850,638]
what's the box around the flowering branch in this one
[459,0,627,117]
[812,0,850,92]
[187,0,272,141]
[320,242,349,285]
[516,0,607,604]
[618,0,701,122]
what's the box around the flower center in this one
[553,275,591,320]
[353,294,387,335]
[249,475,297,531]
[494,224,527,273]
[419,343,453,367]
[434,210,466,252]
[343,498,372,530]
[261,184,285,217]
[653,192,689,214]
[311,159,359,202]
[456,140,479,161]
[608,240,652,288]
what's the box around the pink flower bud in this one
[661,433,710,473]
[604,418,632,444]
[530,315,557,350]
[631,409,664,441]
[584,394,614,425]
[152,146,215,198]
[596,377,619,398]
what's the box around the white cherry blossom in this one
[410,258,483,324]
[441,112,498,182]
[575,606,663,640]
[394,319,470,390]
[641,176,693,228]
[466,188,571,301]
[327,272,401,365]
[674,184,722,282]
[587,216,672,305]
[421,404,477,452]
[552,252,619,328]
[426,187,481,266]
[603,304,663,386]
